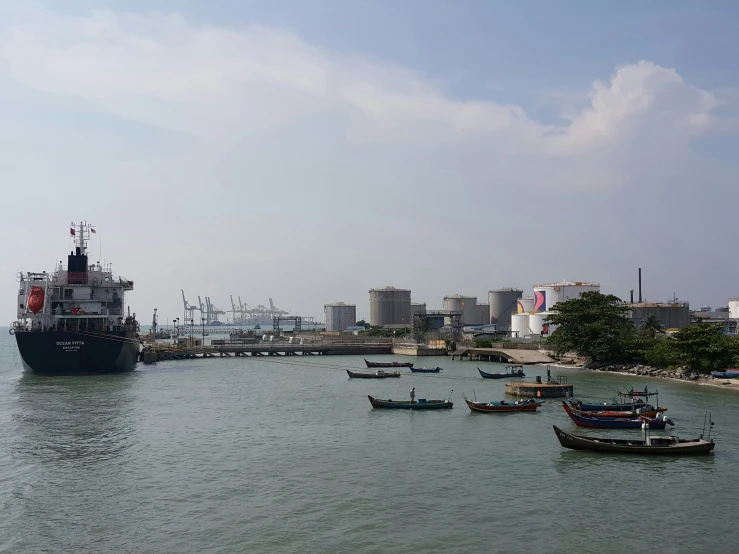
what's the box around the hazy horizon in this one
[2,1,739,324]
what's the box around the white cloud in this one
[0,8,727,192]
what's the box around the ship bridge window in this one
[64,288,73,300]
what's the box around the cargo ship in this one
[10,222,140,375]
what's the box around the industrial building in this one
[488,288,523,330]
[369,287,411,327]
[689,307,728,326]
[629,302,691,330]
[324,302,356,332]
[511,281,600,337]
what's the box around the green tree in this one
[640,314,665,338]
[671,323,739,372]
[545,291,635,363]
[643,338,677,367]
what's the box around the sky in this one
[2,0,739,324]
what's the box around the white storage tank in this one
[517,296,535,314]
[730,298,739,320]
[324,302,356,332]
[527,312,555,336]
[533,281,600,313]
[369,287,411,326]
[511,313,529,338]
[488,288,523,330]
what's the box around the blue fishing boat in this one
[367,395,453,409]
[409,366,442,373]
[712,369,739,379]
[562,402,671,430]
[477,366,525,379]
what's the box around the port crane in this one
[228,295,290,325]
[181,289,200,325]
[205,297,225,325]
[196,296,225,325]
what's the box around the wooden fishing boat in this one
[553,425,715,456]
[477,366,526,379]
[346,369,401,379]
[567,403,662,419]
[562,402,670,429]
[464,396,541,413]
[365,359,413,368]
[367,395,453,410]
[409,366,443,373]
[570,387,666,414]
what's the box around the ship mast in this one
[73,221,92,256]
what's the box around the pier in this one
[140,339,392,363]
[451,347,554,365]
[505,376,573,398]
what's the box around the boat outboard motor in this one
[642,421,651,446]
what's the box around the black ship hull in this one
[15,330,139,376]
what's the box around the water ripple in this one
[2,343,739,552]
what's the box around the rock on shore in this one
[584,362,714,382]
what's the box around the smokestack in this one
[630,289,634,304]
[638,268,642,303]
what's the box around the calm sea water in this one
[1,330,737,553]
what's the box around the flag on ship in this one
[70,227,75,235]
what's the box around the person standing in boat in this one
[410,387,416,403]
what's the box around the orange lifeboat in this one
[27,287,45,314]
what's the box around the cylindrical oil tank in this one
[369,287,411,326]
[528,312,548,335]
[324,302,356,332]
[517,296,534,314]
[533,282,600,313]
[443,295,477,325]
[411,303,427,317]
[511,313,529,338]
[488,288,523,330]
[475,303,490,325]
[730,298,739,320]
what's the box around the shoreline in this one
[547,363,739,391]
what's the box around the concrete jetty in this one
[452,348,554,365]
[139,340,393,363]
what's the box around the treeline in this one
[546,292,739,372]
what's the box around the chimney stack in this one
[630,289,634,304]
[638,268,642,303]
